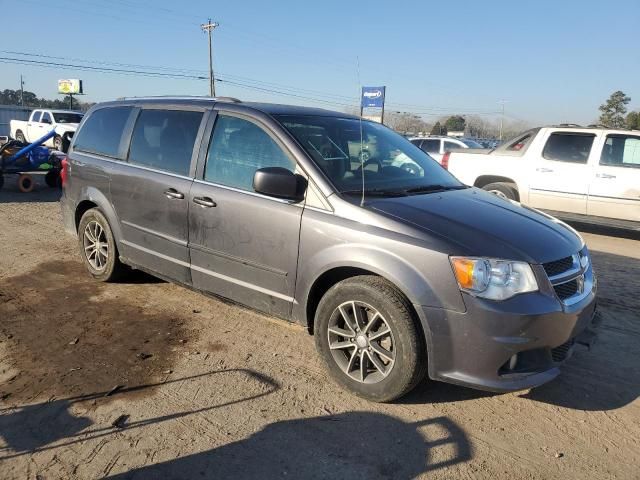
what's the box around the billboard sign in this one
[58,79,83,95]
[361,86,385,108]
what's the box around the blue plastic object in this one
[5,129,56,168]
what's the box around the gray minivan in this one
[61,97,597,402]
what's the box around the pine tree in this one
[598,91,631,128]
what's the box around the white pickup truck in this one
[444,125,640,229]
[10,109,84,152]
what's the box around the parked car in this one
[408,135,485,163]
[10,109,84,152]
[61,98,597,402]
[444,126,640,229]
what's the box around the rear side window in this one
[421,139,440,153]
[204,114,294,191]
[443,141,461,151]
[41,112,53,124]
[505,132,533,151]
[600,135,640,168]
[128,109,203,176]
[542,133,595,164]
[410,139,423,148]
[74,107,132,158]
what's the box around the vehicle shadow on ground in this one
[524,249,639,411]
[0,174,61,203]
[105,413,471,479]
[0,369,279,459]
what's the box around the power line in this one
[0,57,207,80]
[1,51,506,117]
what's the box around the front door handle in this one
[193,196,217,208]
[596,173,616,179]
[164,188,184,199]
[536,167,554,173]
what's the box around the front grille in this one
[543,256,573,277]
[554,279,578,299]
[551,338,575,362]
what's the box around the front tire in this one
[482,182,518,201]
[15,130,26,143]
[45,170,61,188]
[315,276,427,402]
[78,208,126,282]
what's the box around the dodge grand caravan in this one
[60,97,597,402]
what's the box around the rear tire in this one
[482,182,518,201]
[78,208,126,282]
[17,174,34,193]
[314,276,427,402]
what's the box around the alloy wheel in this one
[327,301,395,384]
[83,220,109,270]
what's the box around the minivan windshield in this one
[275,115,464,196]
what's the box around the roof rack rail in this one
[557,123,583,127]
[213,96,242,103]
[117,95,241,103]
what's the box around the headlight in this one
[450,257,538,300]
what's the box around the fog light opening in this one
[508,354,518,370]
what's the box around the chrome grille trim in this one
[544,249,593,306]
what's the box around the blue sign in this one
[361,86,386,108]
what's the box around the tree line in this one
[0,88,94,111]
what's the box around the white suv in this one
[409,136,484,163]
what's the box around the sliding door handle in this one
[596,173,616,179]
[536,167,554,173]
[193,196,217,208]
[164,188,184,199]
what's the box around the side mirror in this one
[253,167,306,201]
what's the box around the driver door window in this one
[204,115,295,191]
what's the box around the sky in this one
[1,0,639,125]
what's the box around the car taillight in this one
[60,157,69,187]
[441,152,450,170]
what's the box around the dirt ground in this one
[0,176,638,479]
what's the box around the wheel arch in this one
[473,175,520,200]
[74,187,123,243]
[298,260,429,340]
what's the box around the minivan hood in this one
[366,187,583,264]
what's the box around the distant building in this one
[447,130,465,138]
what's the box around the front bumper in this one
[415,266,598,393]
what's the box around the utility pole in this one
[201,19,219,97]
[20,75,25,106]
[498,100,507,141]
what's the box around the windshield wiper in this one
[340,188,407,197]
[403,184,468,194]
